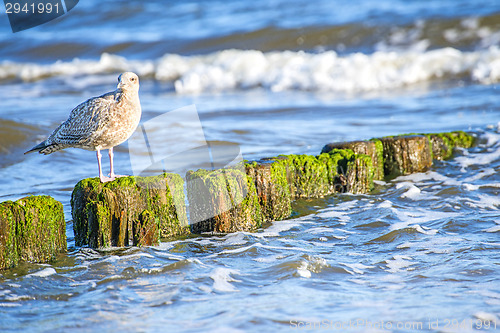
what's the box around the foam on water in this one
[339,262,374,275]
[296,256,329,278]
[2,45,500,94]
[390,208,459,229]
[27,267,57,278]
[397,235,465,254]
[208,244,257,258]
[455,148,500,169]
[296,261,312,278]
[484,224,500,233]
[377,200,392,208]
[465,194,500,209]
[463,167,496,182]
[222,232,249,246]
[385,255,415,273]
[209,268,241,292]
[396,182,440,201]
[258,218,305,237]
[396,171,451,183]
[253,254,286,264]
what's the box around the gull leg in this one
[108,147,126,178]
[97,149,114,183]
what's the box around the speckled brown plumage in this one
[25,72,142,182]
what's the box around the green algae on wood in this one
[424,131,476,160]
[269,151,374,197]
[385,131,476,161]
[319,149,375,194]
[344,152,375,194]
[71,174,188,248]
[187,167,263,233]
[0,196,66,269]
[0,201,19,269]
[269,154,331,198]
[322,140,384,181]
[245,160,292,222]
[16,196,66,263]
[134,210,160,247]
[378,135,432,177]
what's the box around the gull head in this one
[117,72,140,92]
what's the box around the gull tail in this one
[24,140,61,155]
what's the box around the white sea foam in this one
[209,244,256,257]
[473,311,498,322]
[296,261,312,278]
[463,183,480,191]
[316,207,351,222]
[484,224,500,233]
[210,267,241,292]
[463,168,496,183]
[253,254,286,263]
[465,194,500,209]
[2,46,500,93]
[385,255,415,273]
[28,267,57,278]
[397,182,422,200]
[398,236,464,255]
[127,46,500,93]
[222,232,248,246]
[413,225,438,236]
[102,255,120,263]
[296,257,328,278]
[481,132,500,147]
[390,207,459,230]
[0,302,22,307]
[339,262,374,275]
[0,290,11,297]
[258,218,305,237]
[331,200,359,211]
[308,226,337,234]
[396,171,451,184]
[455,148,500,169]
[122,253,155,260]
[377,200,392,208]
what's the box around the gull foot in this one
[109,173,128,178]
[99,175,115,183]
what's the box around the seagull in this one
[25,72,142,183]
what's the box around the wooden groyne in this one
[0,130,476,268]
[71,174,188,248]
[70,131,475,248]
[0,195,66,269]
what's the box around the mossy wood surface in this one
[71,174,188,248]
[0,196,66,269]
[187,168,263,233]
[245,160,292,222]
[321,140,384,181]
[378,135,433,177]
[424,131,476,160]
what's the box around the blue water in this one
[0,0,499,332]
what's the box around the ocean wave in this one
[1,46,500,93]
[193,14,500,54]
[4,3,499,58]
